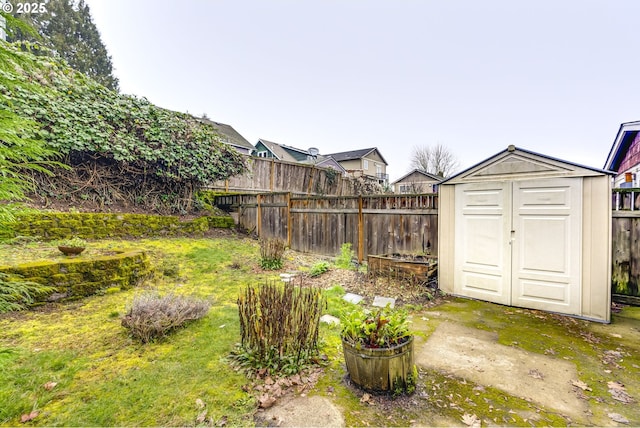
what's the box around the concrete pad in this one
[415,321,587,420]
[320,314,340,326]
[343,293,363,304]
[257,395,344,427]
[372,296,395,308]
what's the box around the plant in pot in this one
[58,237,87,256]
[340,305,416,394]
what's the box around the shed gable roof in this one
[442,146,612,185]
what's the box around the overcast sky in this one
[84,0,639,181]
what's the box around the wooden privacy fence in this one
[217,193,438,261]
[612,211,640,303]
[210,156,366,196]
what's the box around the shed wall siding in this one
[581,176,612,322]
[438,185,456,294]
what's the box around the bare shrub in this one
[259,238,286,270]
[121,293,211,343]
[235,280,325,375]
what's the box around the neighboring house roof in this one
[604,120,640,172]
[324,148,388,165]
[314,156,347,173]
[256,139,306,162]
[199,118,254,152]
[391,169,443,185]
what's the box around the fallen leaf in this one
[461,413,480,427]
[258,394,276,409]
[20,411,39,423]
[603,350,623,367]
[571,380,592,391]
[610,333,622,338]
[608,381,625,390]
[360,393,372,404]
[195,398,205,409]
[196,409,207,424]
[609,388,634,404]
[528,369,544,380]
[43,381,58,391]
[608,413,629,424]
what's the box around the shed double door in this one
[454,178,582,315]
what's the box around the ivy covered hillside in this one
[0,41,246,214]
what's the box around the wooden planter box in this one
[367,254,437,281]
[342,337,414,393]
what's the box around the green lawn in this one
[2,236,640,426]
[0,237,289,426]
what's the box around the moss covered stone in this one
[0,250,153,303]
[7,211,236,241]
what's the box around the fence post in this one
[358,195,364,263]
[257,194,262,237]
[287,192,292,247]
[270,160,275,192]
[307,166,315,195]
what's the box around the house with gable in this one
[604,120,640,188]
[254,139,311,162]
[391,169,442,194]
[324,147,389,184]
[254,139,346,174]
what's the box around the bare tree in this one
[410,144,460,178]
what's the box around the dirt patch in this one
[415,320,588,422]
[256,395,344,427]
[286,266,442,308]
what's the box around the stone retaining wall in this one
[1,212,234,240]
[0,250,152,302]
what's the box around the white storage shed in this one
[438,146,613,322]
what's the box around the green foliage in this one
[309,261,330,277]
[335,242,355,269]
[0,272,55,313]
[0,108,62,222]
[58,236,87,248]
[259,238,285,270]
[235,281,325,375]
[340,305,412,349]
[0,41,246,213]
[6,0,119,91]
[121,292,211,343]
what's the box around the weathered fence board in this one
[228,192,638,303]
[612,213,640,302]
[222,193,438,260]
[211,156,364,196]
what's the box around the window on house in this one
[363,159,369,169]
[257,151,268,158]
[399,184,409,194]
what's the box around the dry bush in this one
[235,280,325,374]
[121,292,211,343]
[259,238,286,270]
